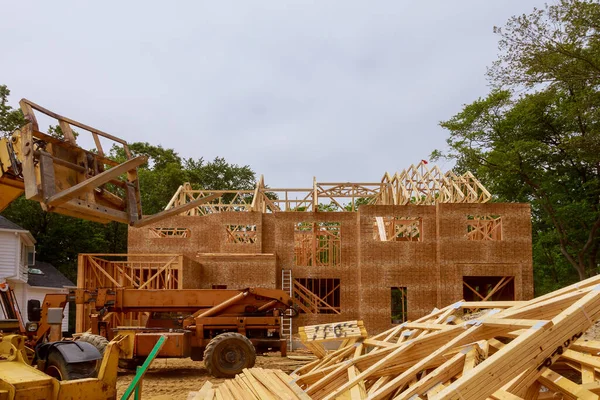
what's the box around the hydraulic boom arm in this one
[0,99,216,225]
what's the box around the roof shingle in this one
[28,261,74,288]
[0,216,25,231]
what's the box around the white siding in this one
[17,240,28,282]
[0,231,19,280]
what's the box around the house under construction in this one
[76,162,533,335]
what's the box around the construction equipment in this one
[0,280,133,398]
[0,99,298,382]
[0,98,217,226]
[80,286,297,378]
[0,281,106,378]
[0,331,131,399]
[0,281,168,399]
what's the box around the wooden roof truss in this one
[165,162,491,214]
[195,274,600,399]
[282,274,600,399]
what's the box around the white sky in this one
[1,1,544,188]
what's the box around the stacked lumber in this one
[298,320,368,358]
[190,368,310,400]
[194,274,600,399]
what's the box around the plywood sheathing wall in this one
[437,202,534,307]
[358,205,438,332]
[262,212,361,328]
[127,203,533,334]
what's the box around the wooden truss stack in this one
[195,274,600,399]
[378,163,491,206]
[165,161,491,214]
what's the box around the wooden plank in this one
[242,368,277,400]
[538,370,598,400]
[491,390,524,400]
[20,124,40,200]
[435,287,600,399]
[394,349,467,399]
[58,120,77,144]
[132,193,220,227]
[21,98,128,144]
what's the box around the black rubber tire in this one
[78,334,109,356]
[203,333,256,378]
[45,350,98,381]
[77,333,109,376]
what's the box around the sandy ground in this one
[116,352,313,400]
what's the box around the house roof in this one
[0,216,26,231]
[27,261,74,288]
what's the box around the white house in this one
[0,216,72,332]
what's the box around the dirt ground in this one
[116,352,312,400]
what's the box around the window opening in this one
[466,215,502,241]
[373,217,422,241]
[225,225,257,244]
[391,287,408,323]
[293,278,340,314]
[148,227,191,238]
[462,276,514,301]
[294,222,341,266]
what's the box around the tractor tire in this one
[45,350,98,381]
[77,333,109,376]
[203,333,256,378]
[78,334,109,356]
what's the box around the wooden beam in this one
[21,98,128,145]
[133,193,220,227]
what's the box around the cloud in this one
[0,0,544,187]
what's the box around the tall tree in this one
[434,0,600,291]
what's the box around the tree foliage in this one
[0,85,25,136]
[434,0,600,292]
[0,86,257,281]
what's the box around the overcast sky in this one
[1,1,544,188]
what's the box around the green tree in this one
[434,0,600,290]
[0,85,25,135]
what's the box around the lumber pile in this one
[193,274,600,399]
[298,320,368,358]
[190,368,310,400]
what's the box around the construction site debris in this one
[193,274,600,399]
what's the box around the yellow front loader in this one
[0,333,128,400]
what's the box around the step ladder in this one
[281,269,293,351]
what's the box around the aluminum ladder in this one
[281,269,293,351]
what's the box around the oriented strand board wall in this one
[262,212,361,328]
[436,203,533,306]
[194,253,276,289]
[128,203,533,334]
[357,205,439,332]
